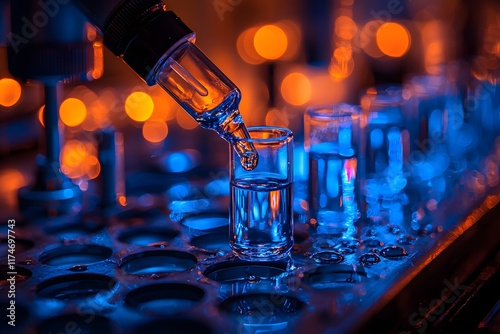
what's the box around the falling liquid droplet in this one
[68,265,88,272]
[240,151,259,171]
[380,246,408,260]
[359,253,380,266]
[311,251,344,264]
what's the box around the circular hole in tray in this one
[39,244,112,266]
[190,232,231,252]
[118,226,180,246]
[0,238,34,254]
[36,274,116,300]
[0,265,32,284]
[132,317,213,334]
[302,264,368,289]
[219,293,305,332]
[119,250,197,275]
[37,314,112,334]
[204,260,288,283]
[125,283,205,316]
[181,213,229,232]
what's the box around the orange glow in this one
[125,91,154,122]
[335,16,358,40]
[150,86,176,121]
[61,140,100,180]
[329,46,355,81]
[0,78,22,107]
[176,108,198,130]
[376,22,411,58]
[0,168,27,209]
[280,72,312,106]
[59,98,87,127]
[329,58,355,81]
[83,99,109,131]
[420,21,446,74]
[265,108,289,127]
[360,20,384,58]
[142,118,169,143]
[38,105,45,127]
[91,41,104,80]
[254,24,288,60]
[237,27,265,64]
[84,155,101,180]
[118,195,127,206]
[61,140,89,179]
[0,168,26,191]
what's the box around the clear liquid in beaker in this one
[309,149,358,235]
[230,176,293,261]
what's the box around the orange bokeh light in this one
[59,98,87,127]
[329,46,355,81]
[0,78,22,107]
[265,108,289,128]
[176,108,198,130]
[125,91,154,122]
[237,27,266,65]
[376,22,411,58]
[280,72,312,106]
[61,140,89,179]
[360,20,385,58]
[254,24,288,60]
[335,16,358,40]
[142,118,169,143]
[60,140,99,180]
[38,105,45,127]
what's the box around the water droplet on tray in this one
[336,247,355,255]
[311,251,344,264]
[380,246,408,260]
[148,241,169,248]
[246,275,261,284]
[359,253,380,266]
[397,234,416,245]
[68,265,88,272]
[363,238,383,248]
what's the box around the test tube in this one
[304,104,362,236]
[360,85,409,225]
[229,126,294,261]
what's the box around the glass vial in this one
[229,126,294,261]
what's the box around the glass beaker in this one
[229,126,294,261]
[304,104,362,236]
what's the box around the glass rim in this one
[306,103,360,119]
[234,126,293,143]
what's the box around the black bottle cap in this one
[122,10,194,84]
[103,0,194,84]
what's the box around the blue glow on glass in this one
[370,128,384,150]
[166,152,192,173]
